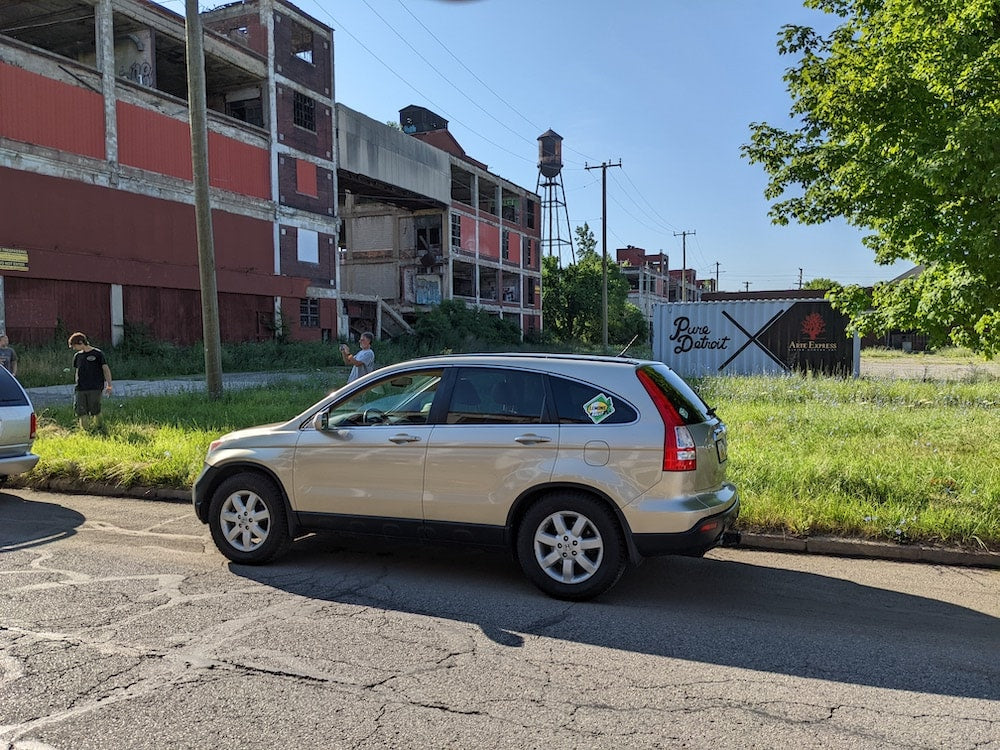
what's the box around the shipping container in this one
[653,300,857,377]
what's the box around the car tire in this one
[208,473,291,564]
[516,492,627,601]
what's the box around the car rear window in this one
[550,375,638,424]
[637,364,713,425]
[0,369,28,406]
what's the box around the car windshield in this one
[327,369,443,426]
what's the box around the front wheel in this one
[208,473,291,564]
[516,492,627,600]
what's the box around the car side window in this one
[446,368,545,425]
[550,375,638,424]
[326,369,442,426]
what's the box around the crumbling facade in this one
[0,0,542,347]
[0,0,341,345]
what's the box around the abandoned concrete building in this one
[0,0,542,346]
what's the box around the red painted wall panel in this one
[124,287,274,344]
[0,62,104,158]
[3,276,110,345]
[208,131,270,199]
[117,102,193,180]
[295,158,318,197]
[117,103,270,198]
[460,215,476,254]
[479,222,500,260]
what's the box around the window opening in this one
[291,21,314,64]
[300,298,319,328]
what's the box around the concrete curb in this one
[740,532,1000,569]
[9,479,1000,569]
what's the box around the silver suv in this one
[193,354,739,599]
[0,366,39,483]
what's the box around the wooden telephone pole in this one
[185,0,223,398]
[673,230,695,301]
[584,160,622,351]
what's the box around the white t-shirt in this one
[348,348,375,382]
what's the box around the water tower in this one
[536,130,575,264]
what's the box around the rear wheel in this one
[208,473,291,564]
[516,492,627,600]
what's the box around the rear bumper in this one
[0,452,40,477]
[632,494,740,557]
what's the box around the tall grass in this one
[696,375,999,550]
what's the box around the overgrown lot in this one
[15,370,998,552]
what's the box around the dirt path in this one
[860,358,1000,380]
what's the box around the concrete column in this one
[110,284,124,345]
[96,0,118,166]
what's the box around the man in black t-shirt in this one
[68,332,113,430]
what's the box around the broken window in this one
[293,91,316,131]
[479,179,498,216]
[451,167,473,206]
[226,96,263,127]
[291,21,314,64]
[502,230,510,261]
[525,199,536,230]
[501,190,520,223]
[450,214,461,249]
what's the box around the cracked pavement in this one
[1,488,998,749]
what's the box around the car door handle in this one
[515,434,551,445]
[389,433,422,444]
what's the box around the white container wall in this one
[652,300,854,377]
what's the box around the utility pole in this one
[585,159,621,351]
[673,230,695,302]
[714,261,720,290]
[798,268,803,289]
[185,0,223,399]
[744,281,750,292]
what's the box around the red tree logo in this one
[801,313,826,341]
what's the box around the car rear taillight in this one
[30,412,37,440]
[637,369,696,472]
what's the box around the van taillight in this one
[30,412,37,440]
[636,369,697,472]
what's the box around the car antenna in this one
[617,334,639,357]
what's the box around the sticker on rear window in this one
[583,394,615,423]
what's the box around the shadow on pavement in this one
[228,533,1000,702]
[0,492,85,552]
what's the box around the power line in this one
[355,0,537,149]
[306,4,537,165]
[393,0,542,135]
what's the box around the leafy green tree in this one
[803,277,841,291]
[742,0,1000,355]
[542,224,648,346]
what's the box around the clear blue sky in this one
[166,0,909,291]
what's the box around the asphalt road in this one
[1,489,998,750]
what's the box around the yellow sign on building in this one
[0,248,29,272]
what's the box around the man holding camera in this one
[341,332,375,383]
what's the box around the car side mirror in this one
[312,410,329,431]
